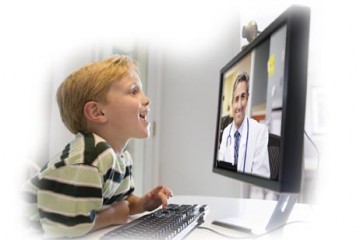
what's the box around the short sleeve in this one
[100,150,135,205]
[35,164,103,238]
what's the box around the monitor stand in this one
[212,193,298,235]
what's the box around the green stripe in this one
[39,208,95,226]
[82,132,110,165]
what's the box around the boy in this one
[22,55,173,238]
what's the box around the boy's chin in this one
[142,132,150,138]
[139,130,151,138]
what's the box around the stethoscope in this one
[226,117,249,172]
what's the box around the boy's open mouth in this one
[140,113,147,120]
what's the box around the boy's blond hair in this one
[56,55,139,134]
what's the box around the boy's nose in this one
[143,96,151,106]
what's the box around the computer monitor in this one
[212,5,310,234]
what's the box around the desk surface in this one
[84,195,314,240]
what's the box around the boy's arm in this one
[91,200,130,232]
[127,185,173,215]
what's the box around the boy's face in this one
[232,81,248,129]
[101,70,151,141]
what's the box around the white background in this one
[1,0,359,238]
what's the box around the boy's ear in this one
[83,101,106,123]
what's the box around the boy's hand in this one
[141,185,173,211]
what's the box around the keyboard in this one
[101,203,208,240]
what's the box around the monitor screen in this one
[213,5,310,193]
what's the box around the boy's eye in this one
[130,87,139,95]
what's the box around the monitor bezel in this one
[212,5,310,193]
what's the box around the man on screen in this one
[218,72,270,178]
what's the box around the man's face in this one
[232,81,248,129]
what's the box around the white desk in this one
[85,195,314,240]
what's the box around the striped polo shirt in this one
[22,132,135,238]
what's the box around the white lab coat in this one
[218,117,270,178]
